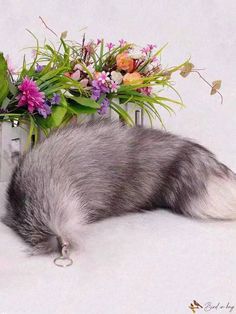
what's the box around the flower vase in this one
[0,122,28,182]
[109,99,144,126]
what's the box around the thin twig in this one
[82,33,86,48]
[39,16,58,37]
[192,70,223,104]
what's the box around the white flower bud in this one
[111,71,123,84]
[128,49,144,60]
[142,63,154,74]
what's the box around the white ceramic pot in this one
[0,122,28,181]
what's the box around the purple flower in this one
[141,44,157,55]
[106,42,115,51]
[92,78,109,95]
[119,39,127,47]
[51,93,61,104]
[17,77,46,114]
[37,103,51,118]
[91,72,113,107]
[100,84,109,93]
[96,39,102,45]
[147,44,157,51]
[98,98,110,115]
[31,49,37,58]
[151,56,159,63]
[91,78,112,116]
[92,79,100,89]
[35,63,45,73]
[98,71,110,84]
[141,46,150,54]
[85,42,94,54]
[91,88,101,101]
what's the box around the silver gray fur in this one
[2,118,236,254]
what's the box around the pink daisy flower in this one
[98,71,110,84]
[110,81,118,93]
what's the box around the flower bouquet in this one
[0,29,222,147]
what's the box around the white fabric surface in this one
[0,182,235,314]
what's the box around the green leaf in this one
[51,105,67,127]
[59,112,74,127]
[37,66,68,85]
[45,44,56,55]
[117,89,141,97]
[26,29,40,75]
[26,115,35,148]
[152,95,184,106]
[1,97,11,109]
[110,101,134,125]
[38,76,61,90]
[66,96,100,108]
[42,105,68,128]
[60,38,70,63]
[0,113,23,117]
[20,55,27,79]
[153,43,168,58]
[8,80,18,96]
[68,103,97,115]
[44,83,73,96]
[0,53,9,104]
[98,39,104,70]
[97,94,106,104]
[34,115,51,131]
[40,76,84,96]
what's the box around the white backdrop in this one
[1,2,236,313]
[0,0,236,171]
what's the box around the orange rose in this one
[116,52,134,73]
[93,71,101,79]
[123,72,143,85]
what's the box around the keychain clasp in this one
[53,241,73,267]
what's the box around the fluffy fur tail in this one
[2,120,236,256]
[187,173,236,220]
[2,168,89,255]
[30,190,89,255]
